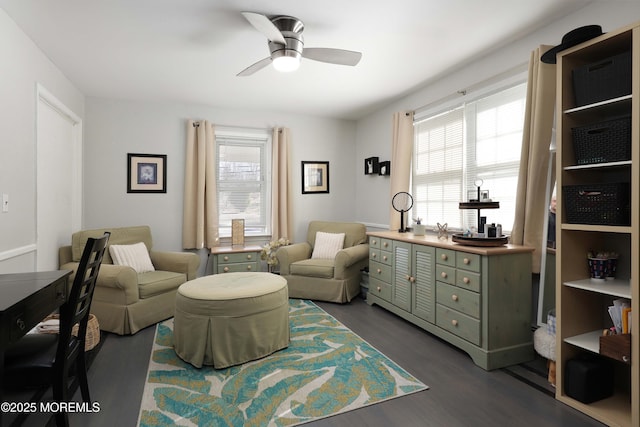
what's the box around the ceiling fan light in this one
[273,54,300,72]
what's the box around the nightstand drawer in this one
[436,248,456,267]
[217,262,258,273]
[436,304,480,346]
[370,261,391,283]
[456,252,481,273]
[218,251,259,264]
[455,270,481,293]
[369,277,392,302]
[436,282,480,319]
[436,265,456,285]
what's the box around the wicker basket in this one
[572,116,631,165]
[563,183,630,226]
[41,314,101,351]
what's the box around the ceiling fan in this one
[237,12,362,76]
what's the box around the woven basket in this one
[41,313,101,351]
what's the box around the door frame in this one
[36,84,83,268]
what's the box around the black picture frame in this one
[127,153,167,193]
[301,161,329,194]
[378,161,391,176]
[364,157,380,175]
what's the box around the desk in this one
[0,270,71,418]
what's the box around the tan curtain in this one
[271,127,292,240]
[182,120,219,249]
[511,45,556,273]
[389,111,415,230]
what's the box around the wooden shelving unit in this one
[556,22,639,426]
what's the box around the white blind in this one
[413,107,464,228]
[216,129,271,236]
[413,82,526,233]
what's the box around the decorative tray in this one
[451,234,508,247]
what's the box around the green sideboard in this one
[367,231,534,370]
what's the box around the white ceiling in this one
[1,0,591,120]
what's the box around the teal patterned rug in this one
[137,299,428,426]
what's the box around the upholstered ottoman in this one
[173,272,289,369]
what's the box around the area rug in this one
[137,299,428,426]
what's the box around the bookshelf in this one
[555,21,639,426]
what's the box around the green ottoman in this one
[173,272,289,369]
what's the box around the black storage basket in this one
[572,51,631,107]
[572,116,631,165]
[563,183,630,226]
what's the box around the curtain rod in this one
[191,121,283,132]
[413,61,528,117]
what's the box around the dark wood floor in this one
[9,297,604,426]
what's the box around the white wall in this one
[0,9,84,273]
[354,2,640,228]
[83,98,356,273]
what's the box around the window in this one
[412,82,527,233]
[216,128,271,237]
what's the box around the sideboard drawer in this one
[217,262,257,273]
[379,249,392,266]
[435,265,456,285]
[369,237,380,249]
[218,251,259,264]
[370,261,391,283]
[436,248,456,267]
[436,282,480,319]
[436,304,481,346]
[369,248,380,261]
[455,270,481,293]
[456,252,481,273]
[369,277,392,302]
[379,238,392,251]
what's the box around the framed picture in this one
[231,219,245,246]
[378,161,391,176]
[127,153,167,193]
[301,161,329,194]
[364,157,379,175]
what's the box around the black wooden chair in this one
[2,232,110,427]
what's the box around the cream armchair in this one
[59,225,200,335]
[276,221,369,303]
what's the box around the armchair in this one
[59,226,200,335]
[276,221,369,303]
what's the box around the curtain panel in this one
[182,120,219,249]
[271,127,293,241]
[389,111,414,231]
[511,46,556,273]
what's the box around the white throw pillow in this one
[109,242,155,273]
[311,232,345,260]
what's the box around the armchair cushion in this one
[290,258,335,279]
[138,271,187,298]
[109,242,155,273]
[311,232,345,259]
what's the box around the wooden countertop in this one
[367,230,534,256]
[210,245,263,255]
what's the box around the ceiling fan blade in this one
[241,12,286,45]
[237,57,272,77]
[302,48,362,66]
